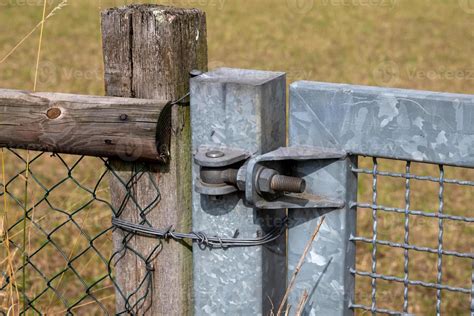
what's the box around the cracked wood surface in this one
[0,88,170,161]
[102,4,207,315]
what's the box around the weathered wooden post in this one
[101,5,207,315]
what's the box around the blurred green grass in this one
[0,0,473,314]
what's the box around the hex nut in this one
[236,166,247,191]
[256,168,278,194]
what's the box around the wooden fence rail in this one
[0,89,170,162]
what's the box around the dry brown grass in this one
[0,0,473,314]
[1,150,114,314]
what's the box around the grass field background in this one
[0,0,473,314]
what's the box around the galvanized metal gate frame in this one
[190,68,474,315]
[289,81,474,315]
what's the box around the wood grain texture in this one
[0,88,170,161]
[101,4,207,315]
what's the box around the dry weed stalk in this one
[0,0,68,65]
[294,290,309,316]
[276,216,326,316]
[1,149,21,314]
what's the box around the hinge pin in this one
[206,150,225,158]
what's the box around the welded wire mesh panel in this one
[0,148,161,315]
[351,157,474,315]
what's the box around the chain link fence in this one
[0,148,162,315]
[1,150,473,315]
[0,147,287,315]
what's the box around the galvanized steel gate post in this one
[190,68,287,315]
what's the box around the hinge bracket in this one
[194,146,347,210]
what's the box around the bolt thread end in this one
[270,175,306,193]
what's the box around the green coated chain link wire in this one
[0,148,161,315]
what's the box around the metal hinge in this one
[194,145,346,209]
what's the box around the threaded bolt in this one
[270,175,306,193]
